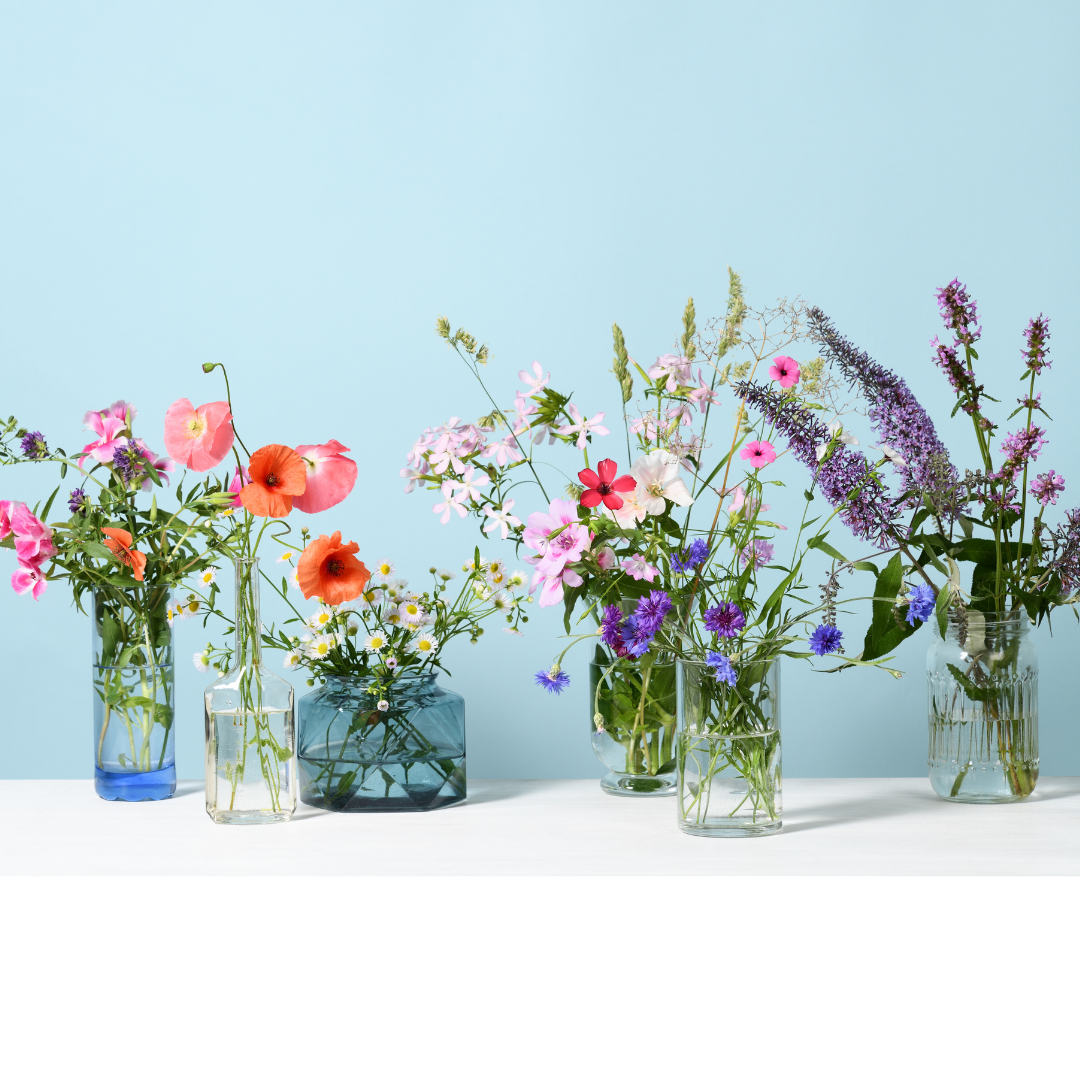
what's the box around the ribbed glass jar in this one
[927,610,1038,803]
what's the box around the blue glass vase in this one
[92,585,176,801]
[298,674,465,811]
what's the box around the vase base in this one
[300,789,466,812]
[206,808,294,825]
[600,772,677,797]
[678,819,782,838]
[95,765,176,801]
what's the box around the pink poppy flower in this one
[12,560,47,600]
[79,412,130,469]
[740,440,777,468]
[163,399,235,471]
[768,356,800,388]
[292,440,357,514]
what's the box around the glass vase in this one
[676,657,781,837]
[92,585,175,801]
[927,610,1038,803]
[204,557,295,824]
[590,646,677,796]
[298,673,465,811]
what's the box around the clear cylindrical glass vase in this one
[927,610,1038,803]
[204,558,295,824]
[92,585,175,801]
[590,647,677,796]
[676,657,781,837]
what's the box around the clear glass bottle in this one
[590,646,677,796]
[927,609,1038,803]
[676,657,781,837]
[92,585,175,801]
[204,558,295,824]
[298,673,465,811]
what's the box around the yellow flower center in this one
[184,414,207,440]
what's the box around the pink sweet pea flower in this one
[292,440,358,514]
[11,505,56,564]
[12,560,47,600]
[79,412,130,469]
[163,399,235,471]
[768,356,800,388]
[740,440,777,468]
[228,466,250,508]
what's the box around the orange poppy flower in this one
[102,528,147,582]
[297,531,370,606]
[239,444,307,518]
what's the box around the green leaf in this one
[861,552,917,662]
[945,663,994,702]
[83,540,114,560]
[935,582,951,639]
[806,534,849,563]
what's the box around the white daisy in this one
[436,568,457,582]
[289,568,301,590]
[486,559,507,586]
[385,610,402,626]
[307,605,335,631]
[364,633,387,652]
[503,627,524,636]
[507,569,528,590]
[193,652,210,672]
[283,651,301,670]
[357,586,383,610]
[473,583,492,600]
[166,608,175,626]
[277,550,296,564]
[399,599,425,626]
[491,591,514,613]
[372,559,396,582]
[184,599,200,617]
[409,633,439,656]
[197,567,217,587]
[217,507,235,518]
[306,634,337,660]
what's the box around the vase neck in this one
[233,558,262,668]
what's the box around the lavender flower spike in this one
[735,380,899,548]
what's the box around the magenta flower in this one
[768,356,800,388]
[12,561,47,600]
[78,409,130,469]
[1022,315,1051,374]
[11,504,56,565]
[740,440,777,468]
[687,370,719,413]
[1031,470,1065,507]
[524,497,592,607]
[739,539,774,569]
[227,466,250,508]
[0,500,14,540]
[620,554,658,582]
[292,440,358,514]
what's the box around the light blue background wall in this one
[1,1,1077,779]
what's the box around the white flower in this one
[289,568,301,590]
[197,567,217,587]
[276,550,297,564]
[629,449,694,515]
[503,627,524,636]
[356,586,382,610]
[372,559,396,582]
[436,568,457,581]
[507,569,528,590]
[307,605,335,631]
[483,499,523,540]
[557,403,609,449]
[602,483,649,529]
[217,507,235,519]
[183,598,201,617]
[491,591,514,612]
[473,583,492,600]
[364,633,387,652]
[486,559,507,586]
[400,465,428,494]
[193,652,210,672]
[385,610,402,625]
[828,420,860,446]
[306,634,338,659]
[377,699,389,712]
[409,633,439,656]
[166,608,175,626]
[283,651,301,670]
[875,443,907,467]
[399,599,425,626]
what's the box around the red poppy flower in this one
[239,444,307,518]
[102,528,147,582]
[297,531,371,605]
[578,459,636,510]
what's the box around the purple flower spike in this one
[20,431,48,460]
[936,279,981,346]
[1022,315,1051,374]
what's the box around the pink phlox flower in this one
[401,463,429,493]
[453,466,490,502]
[78,412,129,468]
[688,370,719,413]
[1031,470,1065,507]
[557,404,608,449]
[740,440,777,468]
[596,547,616,571]
[531,424,558,446]
[647,354,692,391]
[432,482,468,524]
[483,500,523,540]
[12,560,47,600]
[739,539,774,570]
[406,434,435,469]
[228,466,250,507]
[768,356,801,388]
[526,551,585,608]
[455,424,486,456]
[629,415,660,442]
[621,554,658,582]
[483,433,525,467]
[292,440,358,514]
[429,446,466,475]
[518,361,551,393]
[666,402,695,428]
[511,392,538,434]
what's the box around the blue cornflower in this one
[635,590,672,627]
[535,668,571,694]
[671,539,710,574]
[809,624,844,656]
[906,584,937,626]
[705,650,737,686]
[599,604,624,649]
[621,616,655,658]
[703,601,745,639]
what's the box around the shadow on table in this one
[172,780,204,799]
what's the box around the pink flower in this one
[78,411,129,469]
[163,399,235,471]
[401,463,429,493]
[740,440,777,468]
[292,440,357,514]
[666,402,695,428]
[228,466,250,507]
[519,362,550,393]
[483,500,523,540]
[131,439,175,490]
[596,547,617,571]
[739,539,774,569]
[620,554,658,582]
[11,505,56,564]
[0,500,14,540]
[523,498,579,553]
[482,433,525,467]
[647,354,692,391]
[768,356,800,388]
[432,482,467,524]
[523,497,593,607]
[557,404,608,450]
[12,561,47,600]
[688,370,718,413]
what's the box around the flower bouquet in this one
[0,402,220,800]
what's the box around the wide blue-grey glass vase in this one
[298,673,465,811]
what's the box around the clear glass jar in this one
[204,558,295,824]
[92,585,175,801]
[927,610,1038,803]
[676,657,781,837]
[590,647,677,796]
[298,673,465,811]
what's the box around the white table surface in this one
[2,777,1078,875]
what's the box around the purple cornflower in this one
[599,604,624,650]
[1022,315,1051,374]
[635,590,672,627]
[621,616,656,658]
[671,539,709,574]
[936,278,981,346]
[736,381,900,548]
[808,308,961,516]
[535,668,571,694]
[808,624,843,656]
[905,584,937,626]
[20,431,48,460]
[739,539,774,569]
[703,601,745,638]
[1031,470,1065,507]
[68,488,88,515]
[705,650,736,686]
